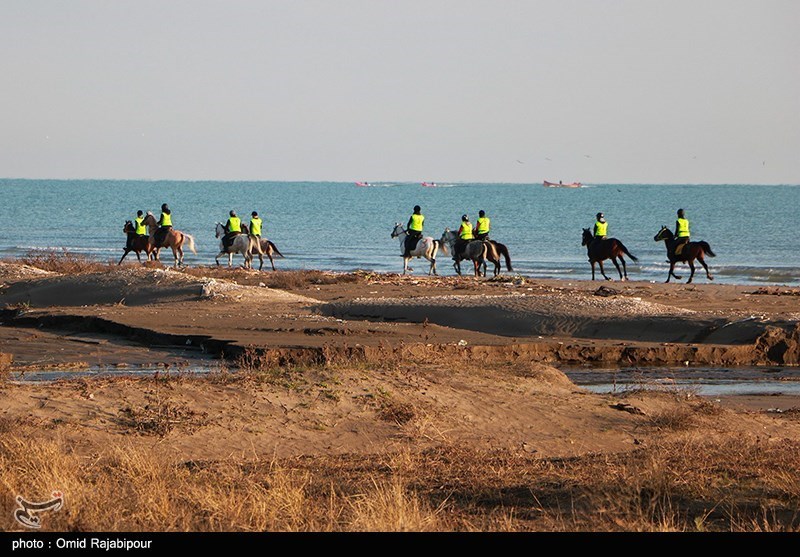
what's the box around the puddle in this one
[563,366,800,396]
[7,365,224,383]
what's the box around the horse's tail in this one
[437,239,448,256]
[184,233,197,254]
[268,240,284,258]
[494,241,513,271]
[618,240,638,262]
[699,241,716,257]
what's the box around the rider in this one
[474,210,491,241]
[404,205,424,257]
[223,210,242,250]
[249,211,263,238]
[154,203,172,248]
[127,210,148,250]
[454,214,474,260]
[674,208,690,255]
[593,212,608,243]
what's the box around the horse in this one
[390,223,444,275]
[214,222,263,269]
[439,228,487,277]
[118,220,155,265]
[654,226,716,283]
[240,223,285,271]
[581,228,638,281]
[482,240,513,277]
[142,212,197,267]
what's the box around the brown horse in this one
[482,240,513,277]
[654,226,715,283]
[581,228,638,281]
[143,213,197,267]
[118,221,155,264]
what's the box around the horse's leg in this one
[590,260,596,280]
[698,254,713,281]
[668,261,682,282]
[619,256,628,280]
[611,257,623,280]
[686,260,696,283]
[118,250,129,265]
[598,260,611,281]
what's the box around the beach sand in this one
[2,260,800,530]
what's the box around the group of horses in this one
[393,223,716,284]
[119,213,283,270]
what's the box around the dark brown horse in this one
[581,228,638,281]
[654,226,715,283]
[118,221,154,265]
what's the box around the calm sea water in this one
[1,180,798,285]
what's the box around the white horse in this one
[390,223,445,275]
[214,223,262,268]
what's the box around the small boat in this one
[355,181,370,187]
[543,180,582,188]
[421,182,437,188]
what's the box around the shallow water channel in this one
[562,366,800,397]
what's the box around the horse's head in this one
[581,228,592,246]
[390,223,403,238]
[123,220,133,234]
[215,222,224,238]
[654,225,671,242]
[440,228,455,245]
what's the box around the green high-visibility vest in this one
[676,218,690,237]
[594,221,608,237]
[159,212,172,227]
[227,217,241,233]
[459,222,474,240]
[250,217,262,236]
[134,217,146,235]
[476,217,490,234]
[409,213,424,232]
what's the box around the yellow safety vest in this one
[409,213,424,232]
[227,217,241,233]
[476,217,490,234]
[459,222,474,240]
[134,217,146,235]
[159,212,172,227]
[594,221,608,237]
[676,218,690,237]
[249,217,262,236]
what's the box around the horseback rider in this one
[249,211,263,238]
[674,208,690,255]
[404,205,424,257]
[154,203,172,248]
[223,210,242,250]
[454,214,474,260]
[474,210,491,241]
[126,210,148,250]
[593,212,608,243]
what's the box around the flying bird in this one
[544,157,552,161]
[516,160,524,164]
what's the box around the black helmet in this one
[230,210,236,217]
[413,205,421,212]
[137,210,143,216]
[597,212,604,218]
[461,214,469,221]
[252,211,258,217]
[677,208,685,216]
[479,210,485,217]
[161,203,169,211]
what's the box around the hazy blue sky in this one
[1,1,797,184]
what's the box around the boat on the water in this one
[543,180,582,188]
[355,181,370,187]
[421,182,437,188]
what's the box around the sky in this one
[1,0,798,184]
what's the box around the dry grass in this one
[18,248,114,274]
[177,267,360,290]
[1,431,799,532]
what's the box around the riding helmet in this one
[461,214,469,221]
[479,210,485,217]
[414,205,421,212]
[137,210,143,216]
[161,203,169,211]
[597,212,604,218]
[230,210,236,217]
[677,208,685,217]
[252,211,258,217]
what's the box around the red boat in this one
[421,182,437,188]
[543,180,582,188]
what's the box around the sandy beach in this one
[2,259,800,531]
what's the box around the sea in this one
[1,179,798,286]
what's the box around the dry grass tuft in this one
[19,248,113,274]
